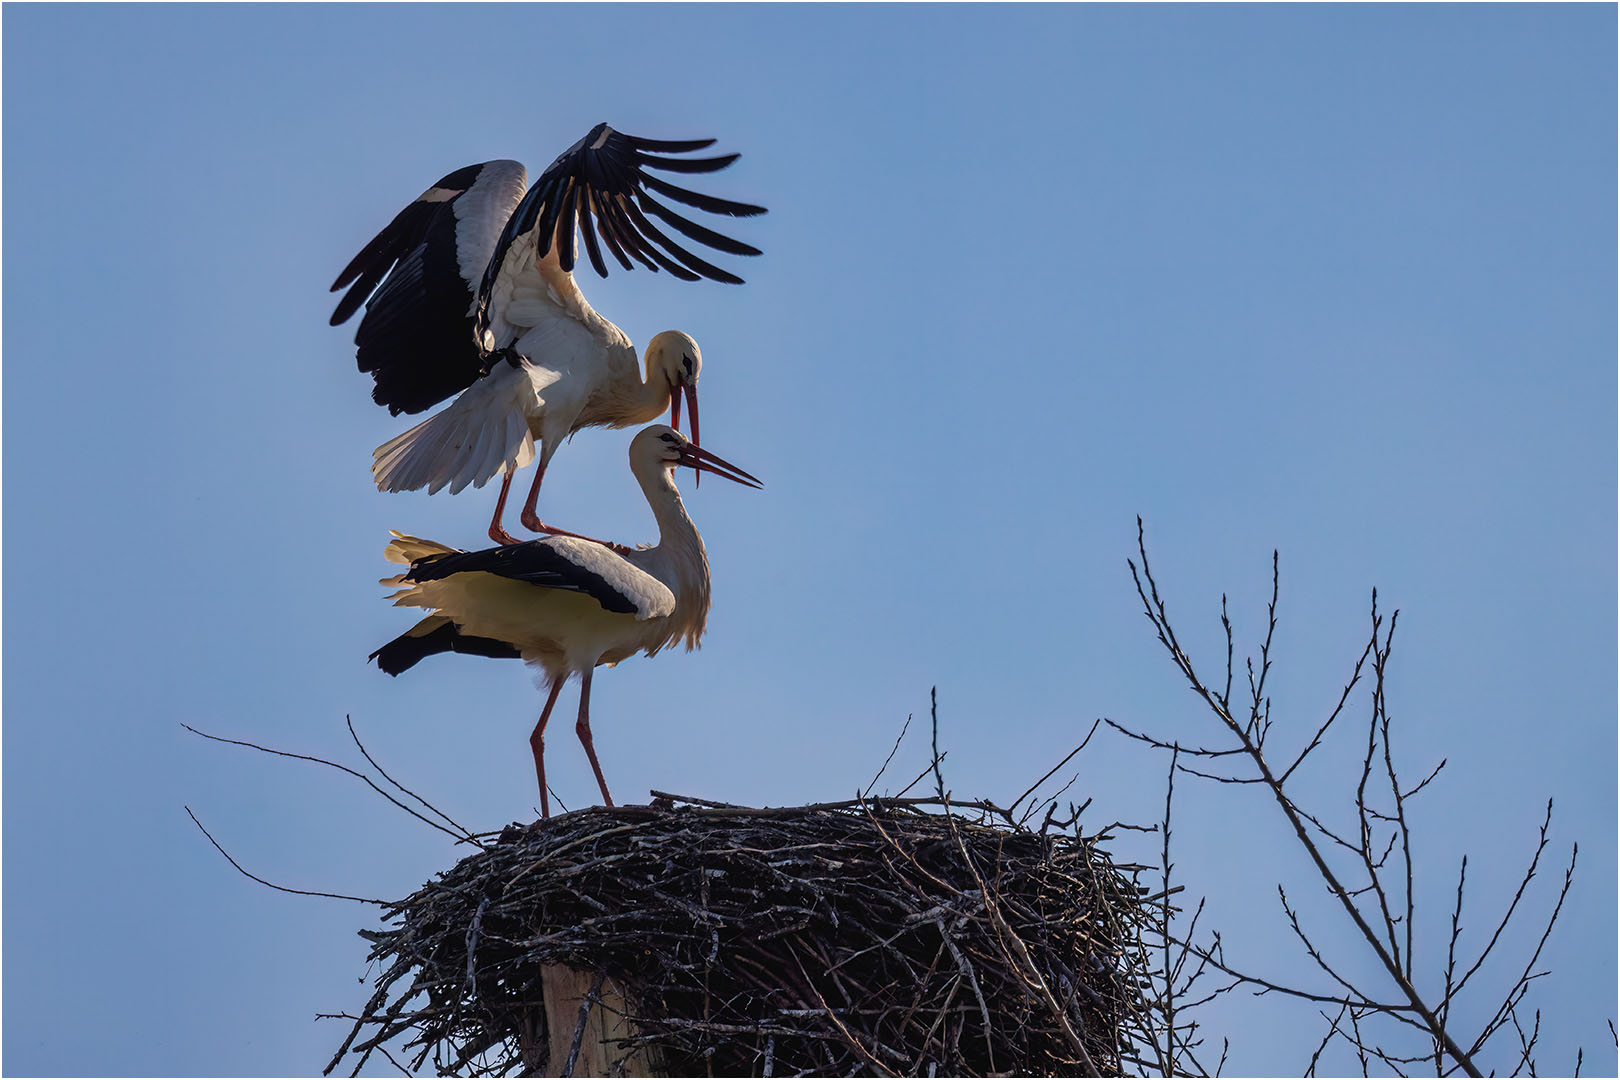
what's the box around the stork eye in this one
[682,354,696,376]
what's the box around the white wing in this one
[370,359,559,495]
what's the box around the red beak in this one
[676,441,761,489]
[670,383,702,487]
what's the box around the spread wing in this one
[330,160,528,415]
[475,123,766,347]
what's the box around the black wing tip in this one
[714,198,769,218]
[635,151,742,175]
[368,641,410,676]
[372,620,524,674]
[330,290,367,326]
[623,131,718,154]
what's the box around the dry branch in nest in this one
[326,793,1158,1077]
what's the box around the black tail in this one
[370,619,521,675]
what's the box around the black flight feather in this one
[555,178,581,272]
[575,188,609,277]
[638,194,764,257]
[634,151,741,175]
[370,620,521,676]
[622,197,744,284]
[624,134,717,153]
[588,188,636,272]
[598,194,671,275]
[475,123,764,326]
[333,160,525,413]
[637,171,767,218]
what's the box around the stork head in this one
[645,330,704,483]
[645,329,702,441]
[632,425,760,490]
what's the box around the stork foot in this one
[490,524,524,546]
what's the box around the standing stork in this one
[370,425,761,816]
[330,123,765,544]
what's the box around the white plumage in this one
[330,124,765,546]
[371,425,762,816]
[371,358,556,495]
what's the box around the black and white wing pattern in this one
[476,123,767,345]
[407,536,675,620]
[369,614,523,676]
[330,160,528,415]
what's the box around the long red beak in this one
[676,441,761,489]
[670,383,702,486]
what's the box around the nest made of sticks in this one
[327,794,1158,1077]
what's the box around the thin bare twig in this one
[181,723,473,844]
[185,806,385,905]
[863,713,914,798]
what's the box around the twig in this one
[185,806,385,905]
[181,722,473,844]
[864,713,913,798]
[1008,720,1100,819]
[345,715,478,842]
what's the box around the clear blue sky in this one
[5,5,1613,1075]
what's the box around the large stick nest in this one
[328,794,1157,1076]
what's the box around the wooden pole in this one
[529,964,663,1077]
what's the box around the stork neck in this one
[628,352,676,426]
[628,456,712,650]
[637,463,711,637]
[638,465,699,549]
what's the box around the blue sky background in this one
[4,4,1613,1076]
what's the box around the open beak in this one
[676,442,761,489]
[670,383,702,486]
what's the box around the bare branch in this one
[344,715,478,842]
[1278,633,1376,785]
[1101,716,1252,761]
[1451,801,1557,1003]
[1009,719,1100,818]
[185,806,385,905]
[1467,841,1578,1061]
[1123,524,1497,1076]
[181,723,476,845]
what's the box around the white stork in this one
[370,425,761,816]
[330,124,764,545]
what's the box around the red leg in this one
[518,460,549,533]
[529,675,568,818]
[489,470,521,546]
[574,667,614,808]
[519,460,618,547]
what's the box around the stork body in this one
[371,426,760,815]
[331,124,763,544]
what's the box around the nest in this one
[327,794,1157,1077]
